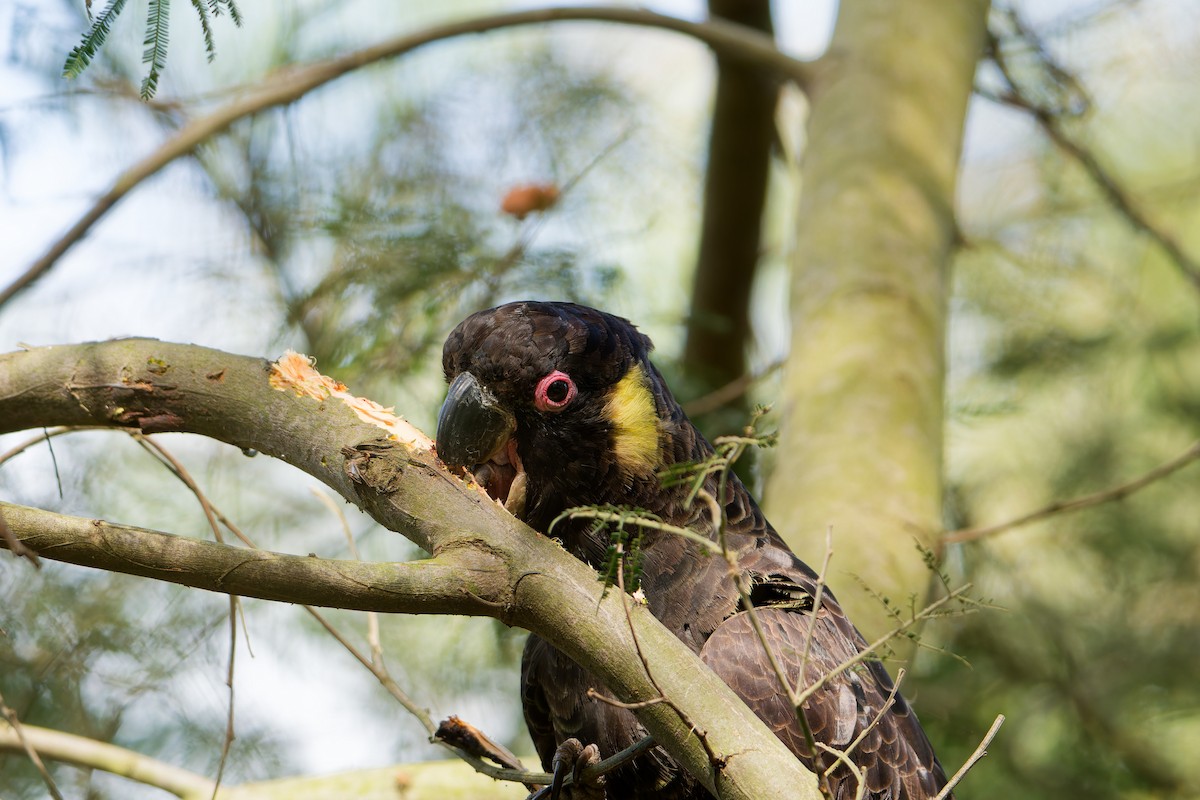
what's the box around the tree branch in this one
[0,502,497,614]
[933,714,1004,800]
[945,438,1200,544]
[984,15,1200,293]
[0,338,819,800]
[0,696,64,800]
[1,6,812,310]
[0,721,212,800]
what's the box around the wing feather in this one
[700,601,949,800]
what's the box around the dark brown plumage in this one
[438,301,950,800]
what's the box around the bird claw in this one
[550,738,605,800]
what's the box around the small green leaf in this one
[62,0,131,80]
[139,0,171,100]
[190,0,216,62]
[209,0,242,26]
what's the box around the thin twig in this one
[302,607,437,734]
[796,527,833,694]
[691,415,835,786]
[985,14,1200,292]
[933,714,1005,800]
[525,735,661,800]
[696,484,833,798]
[43,428,64,499]
[0,427,83,467]
[596,548,716,785]
[695,489,726,556]
[559,508,722,555]
[616,546,672,721]
[0,510,41,567]
[148,441,425,713]
[131,435,230,542]
[586,689,666,711]
[946,439,1200,543]
[129,438,559,789]
[585,735,658,780]
[130,437,530,785]
[619,546,657,690]
[794,586,972,708]
[682,360,783,418]
[789,527,834,787]
[698,489,797,718]
[0,427,102,567]
[310,487,385,668]
[2,6,811,310]
[126,433,241,797]
[814,742,866,800]
[0,690,64,800]
[837,669,903,767]
[132,435,568,792]
[530,549,697,795]
[211,597,237,800]
[302,490,440,741]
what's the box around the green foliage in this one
[584,507,651,595]
[20,3,1200,798]
[658,406,776,507]
[7,15,652,795]
[190,0,215,63]
[926,11,1200,792]
[209,0,241,26]
[62,0,242,99]
[62,0,130,80]
[140,0,170,99]
[561,410,779,597]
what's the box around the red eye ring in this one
[535,371,577,412]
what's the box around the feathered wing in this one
[521,487,951,799]
[700,588,949,799]
[699,452,951,800]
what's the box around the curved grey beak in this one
[436,372,516,470]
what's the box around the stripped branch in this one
[0,339,819,800]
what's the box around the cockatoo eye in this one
[534,371,577,412]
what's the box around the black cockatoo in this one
[436,301,950,799]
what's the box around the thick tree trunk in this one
[766,0,989,641]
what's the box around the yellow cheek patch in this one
[606,363,661,474]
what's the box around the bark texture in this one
[0,339,819,800]
[765,0,990,640]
